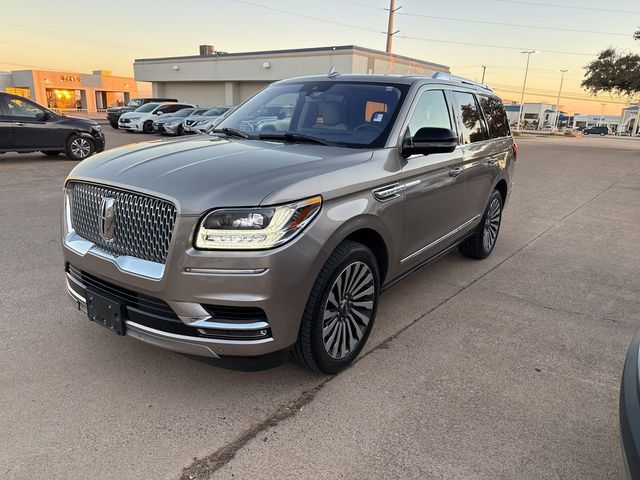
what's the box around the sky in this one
[1,0,639,115]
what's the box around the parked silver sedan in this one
[153,108,208,136]
[184,106,232,133]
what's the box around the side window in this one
[4,96,44,120]
[452,91,486,144]
[406,90,452,136]
[479,95,511,138]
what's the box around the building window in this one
[46,88,83,110]
[524,113,539,120]
[5,87,31,99]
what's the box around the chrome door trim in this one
[373,180,421,202]
[401,214,482,263]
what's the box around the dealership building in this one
[0,69,138,112]
[133,45,450,107]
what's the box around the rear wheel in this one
[292,241,380,374]
[458,189,503,260]
[41,151,61,156]
[65,135,94,161]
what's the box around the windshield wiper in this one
[258,132,335,146]
[210,127,250,139]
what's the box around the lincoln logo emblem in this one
[98,197,116,241]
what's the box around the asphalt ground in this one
[1,132,639,479]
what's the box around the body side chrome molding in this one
[373,179,421,202]
[401,214,482,263]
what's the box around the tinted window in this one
[406,90,451,136]
[135,103,159,113]
[452,91,486,144]
[4,96,44,119]
[218,81,409,148]
[479,95,511,138]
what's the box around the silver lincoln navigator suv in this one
[62,72,516,373]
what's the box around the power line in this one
[398,33,595,56]
[495,0,640,14]
[233,0,383,33]
[396,11,630,37]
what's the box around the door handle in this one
[14,122,26,127]
[449,166,463,177]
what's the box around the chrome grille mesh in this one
[68,182,177,264]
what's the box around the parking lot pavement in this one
[1,135,639,479]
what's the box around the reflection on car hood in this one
[67,137,373,214]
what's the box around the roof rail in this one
[431,71,493,92]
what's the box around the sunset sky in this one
[1,0,638,115]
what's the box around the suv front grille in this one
[68,182,177,264]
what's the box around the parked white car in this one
[119,102,196,133]
[186,106,233,133]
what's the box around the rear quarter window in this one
[479,95,511,139]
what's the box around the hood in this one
[120,111,146,119]
[67,137,373,215]
[60,115,98,127]
[107,106,133,113]
[155,114,183,123]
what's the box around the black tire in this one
[291,240,380,374]
[65,134,95,161]
[583,131,589,135]
[41,151,61,156]
[109,121,119,129]
[458,189,503,260]
[143,120,153,134]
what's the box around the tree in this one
[582,28,640,134]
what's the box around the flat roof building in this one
[133,44,450,107]
[0,69,138,113]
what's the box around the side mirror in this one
[156,111,163,115]
[35,111,47,121]
[402,127,458,157]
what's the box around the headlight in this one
[128,116,140,121]
[195,196,322,250]
[93,125,102,132]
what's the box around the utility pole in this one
[554,69,569,129]
[517,50,539,131]
[385,0,401,53]
[481,65,487,83]
[600,103,606,126]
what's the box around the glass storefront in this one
[5,87,31,99]
[46,88,83,110]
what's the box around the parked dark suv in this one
[582,125,610,136]
[62,72,516,373]
[106,98,178,129]
[0,92,105,161]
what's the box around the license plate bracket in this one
[86,288,126,335]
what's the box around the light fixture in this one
[172,65,180,71]
[262,61,271,69]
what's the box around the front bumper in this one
[620,330,640,479]
[62,213,327,358]
[118,120,142,131]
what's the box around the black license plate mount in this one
[86,288,126,335]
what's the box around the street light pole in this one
[481,65,487,83]
[554,69,569,129]
[600,103,606,126]
[517,50,539,131]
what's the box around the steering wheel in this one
[353,123,382,132]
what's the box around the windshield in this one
[204,107,230,117]
[171,108,196,118]
[128,99,144,107]
[135,103,160,113]
[216,81,409,148]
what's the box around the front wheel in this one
[65,135,94,161]
[109,121,119,129]
[292,241,380,373]
[143,120,153,134]
[458,189,503,260]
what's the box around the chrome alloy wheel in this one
[70,138,91,158]
[322,261,375,360]
[483,197,502,252]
